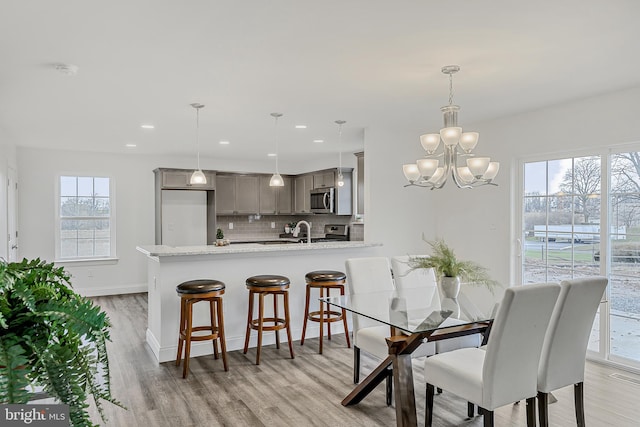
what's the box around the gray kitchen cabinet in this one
[294,174,313,213]
[235,175,260,213]
[160,168,216,190]
[215,175,236,214]
[259,175,293,214]
[276,176,293,214]
[259,176,277,214]
[313,170,335,189]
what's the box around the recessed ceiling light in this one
[219,140,230,145]
[267,153,277,157]
[295,125,307,129]
[125,144,137,148]
[140,124,155,129]
[313,139,324,143]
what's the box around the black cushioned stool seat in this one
[243,275,294,365]
[175,279,228,378]
[300,270,351,354]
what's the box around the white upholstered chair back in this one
[538,276,607,392]
[345,257,395,333]
[481,283,560,409]
[390,256,437,291]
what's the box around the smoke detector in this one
[54,63,79,76]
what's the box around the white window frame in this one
[54,174,117,263]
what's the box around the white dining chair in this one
[345,257,396,404]
[391,255,481,354]
[424,282,561,427]
[537,276,608,427]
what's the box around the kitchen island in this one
[137,241,382,363]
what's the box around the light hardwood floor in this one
[87,293,640,426]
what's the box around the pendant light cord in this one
[196,107,201,170]
[274,115,279,174]
[448,72,454,106]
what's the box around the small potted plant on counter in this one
[0,258,124,426]
[216,228,225,246]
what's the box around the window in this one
[520,148,640,368]
[57,176,115,260]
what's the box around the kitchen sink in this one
[258,240,302,245]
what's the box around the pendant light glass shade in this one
[269,113,284,187]
[190,169,206,184]
[189,103,207,185]
[269,173,284,186]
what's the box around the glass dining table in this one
[322,287,493,427]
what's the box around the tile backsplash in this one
[216,215,358,240]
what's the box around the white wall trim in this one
[75,283,147,297]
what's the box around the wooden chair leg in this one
[526,397,536,427]
[325,287,331,341]
[256,292,264,365]
[273,292,280,349]
[425,383,435,427]
[318,287,325,353]
[182,300,193,378]
[243,291,254,354]
[575,382,585,427]
[210,299,219,360]
[284,291,295,359]
[353,346,360,384]
[538,391,549,427]
[340,285,351,348]
[300,285,311,345]
[175,297,185,366]
[216,298,229,371]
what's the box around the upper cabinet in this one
[158,168,216,190]
[313,171,335,189]
[259,175,293,214]
[294,175,314,214]
[216,175,259,214]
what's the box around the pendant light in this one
[335,120,346,187]
[189,103,207,185]
[269,112,285,187]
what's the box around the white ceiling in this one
[2,1,640,165]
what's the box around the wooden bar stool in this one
[175,279,228,378]
[243,275,295,365]
[300,270,351,354]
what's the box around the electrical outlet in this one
[271,222,276,228]
[229,222,234,230]
[88,270,93,278]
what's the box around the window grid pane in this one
[59,176,112,259]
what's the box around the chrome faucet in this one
[295,220,311,244]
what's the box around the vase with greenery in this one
[409,238,498,298]
[0,258,123,427]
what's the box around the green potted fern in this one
[0,258,123,426]
[409,238,498,297]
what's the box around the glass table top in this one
[321,287,491,335]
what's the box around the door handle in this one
[11,244,18,249]
[323,192,329,209]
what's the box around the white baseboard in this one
[75,283,148,297]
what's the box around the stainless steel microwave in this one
[310,187,334,213]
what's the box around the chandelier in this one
[402,65,499,189]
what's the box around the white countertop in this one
[136,241,381,257]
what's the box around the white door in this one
[7,166,18,261]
